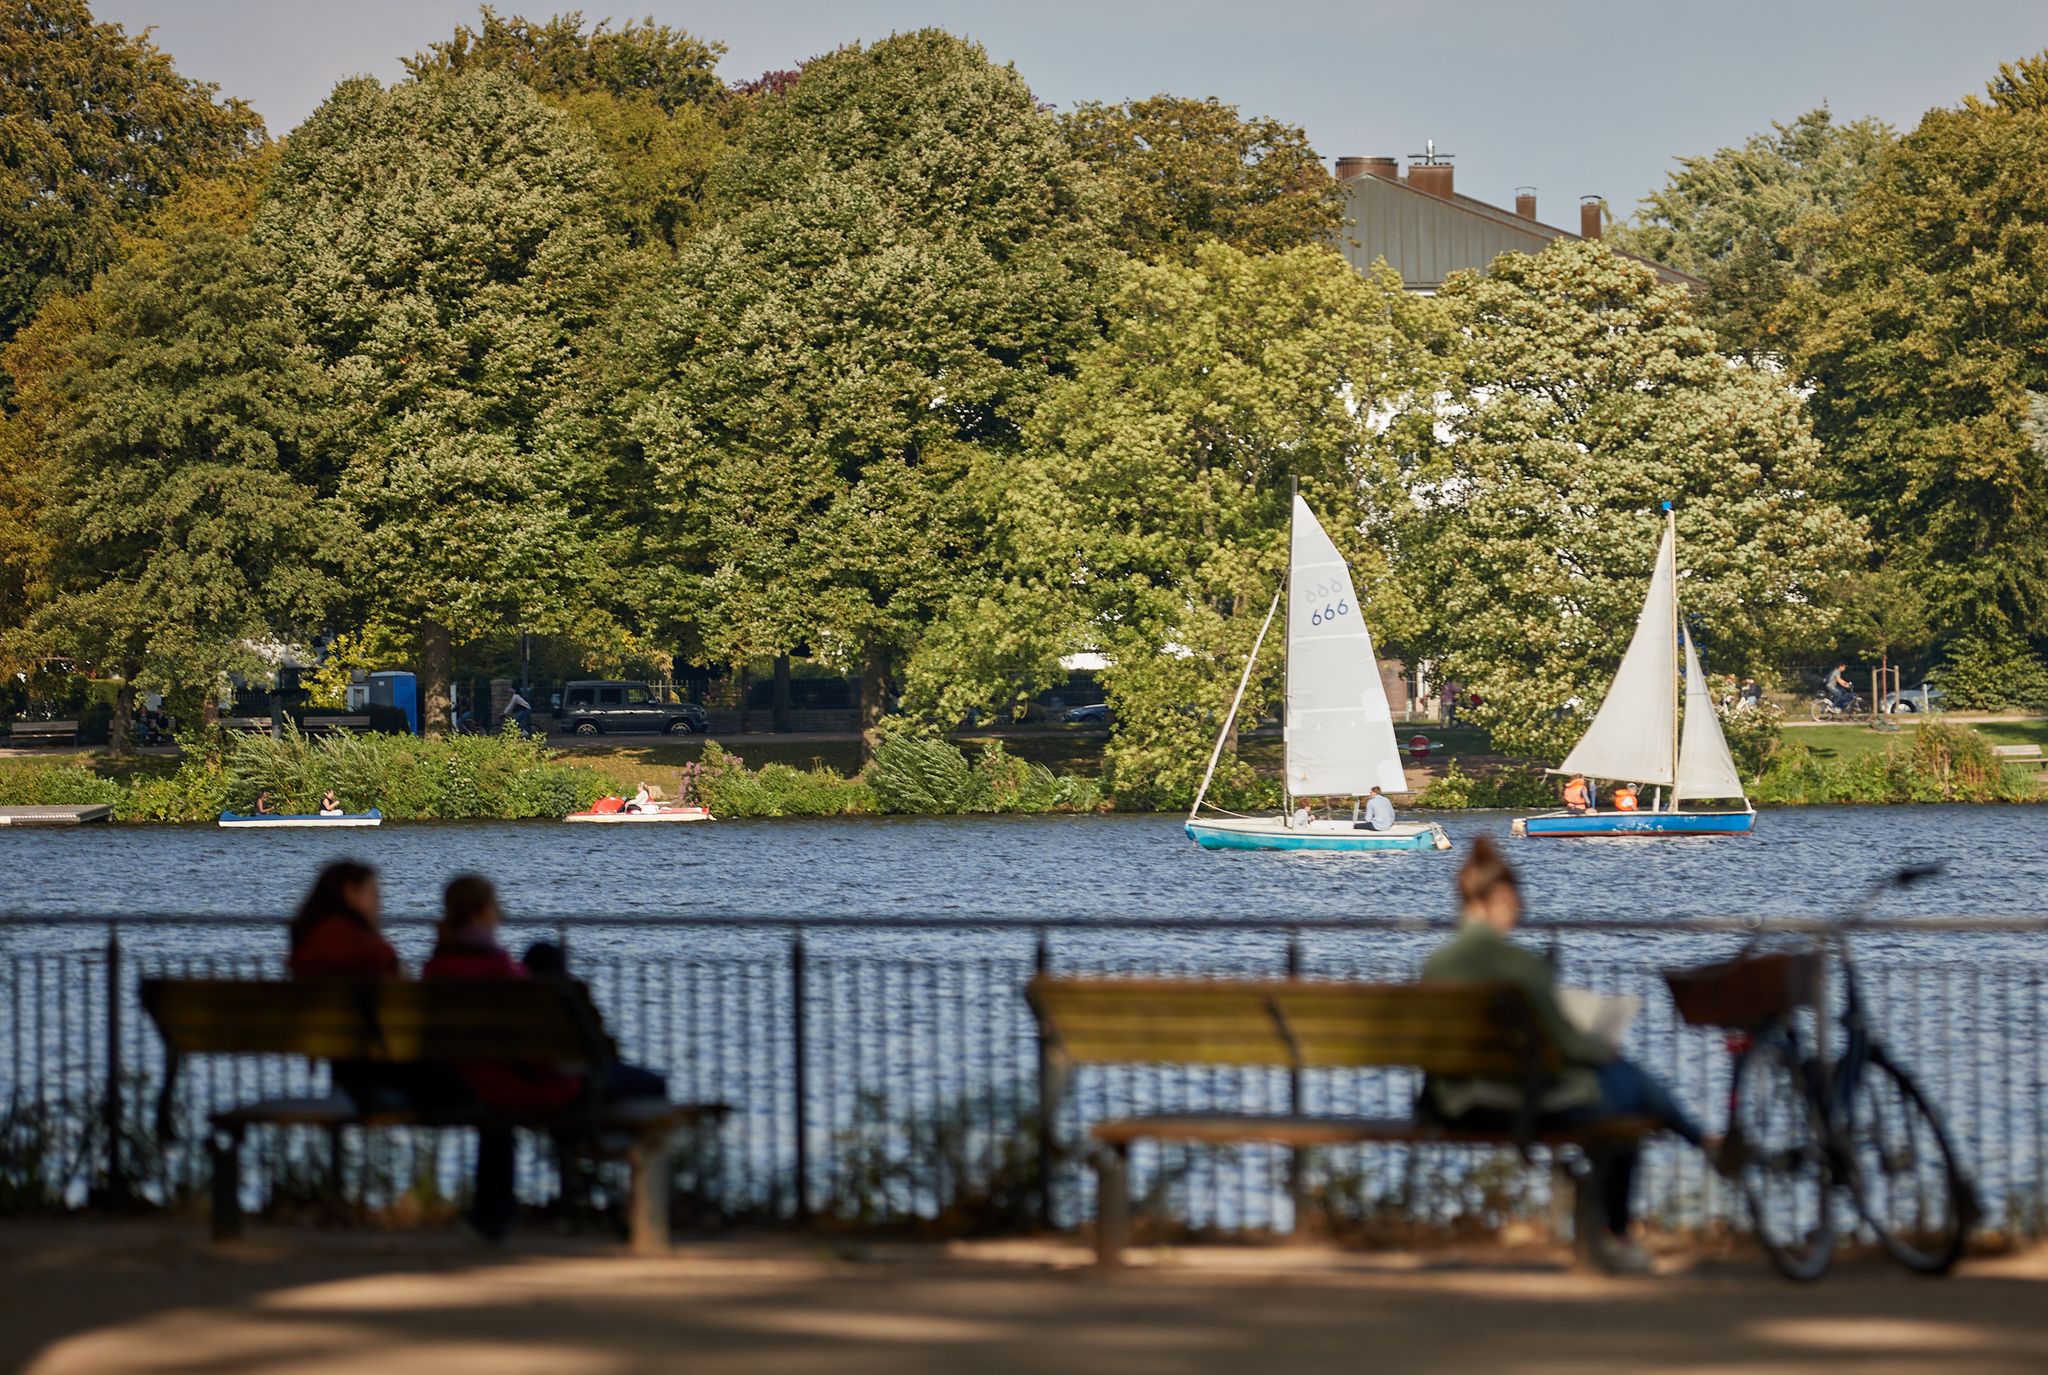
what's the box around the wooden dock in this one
[0,804,113,826]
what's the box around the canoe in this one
[564,806,713,824]
[218,809,383,829]
[1186,816,1451,852]
[1512,809,1755,838]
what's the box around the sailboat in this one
[1513,505,1755,838]
[1186,494,1452,853]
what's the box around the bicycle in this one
[1807,692,1866,722]
[1665,865,1977,1281]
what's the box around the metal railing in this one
[3,914,2045,1243]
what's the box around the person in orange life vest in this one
[1613,783,1640,812]
[1562,775,1593,814]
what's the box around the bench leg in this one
[1569,1152,1615,1271]
[627,1135,671,1256]
[1095,1143,1129,1269]
[210,1126,245,1242]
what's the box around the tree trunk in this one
[771,654,792,733]
[860,642,892,766]
[109,677,136,760]
[420,620,453,739]
[737,665,752,734]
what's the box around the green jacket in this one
[1419,922,1607,1118]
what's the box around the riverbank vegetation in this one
[2,8,2046,803]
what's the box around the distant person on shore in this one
[1738,678,1763,711]
[1421,838,1716,1275]
[1362,785,1395,831]
[1440,680,1459,728]
[425,874,665,1242]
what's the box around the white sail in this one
[1285,494,1409,797]
[1557,525,1677,786]
[1674,626,1747,802]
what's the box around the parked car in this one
[1063,702,1110,724]
[1882,683,1946,714]
[556,681,708,736]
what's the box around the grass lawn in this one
[1787,716,2048,764]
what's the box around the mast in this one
[1283,475,1297,823]
[1666,502,1679,815]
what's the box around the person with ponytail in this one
[288,860,397,979]
[1422,835,1714,1275]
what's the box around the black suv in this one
[556,681,708,736]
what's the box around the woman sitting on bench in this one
[1421,837,1714,1275]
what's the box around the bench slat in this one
[1089,1113,1658,1149]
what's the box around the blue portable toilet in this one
[368,671,420,734]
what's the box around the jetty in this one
[0,804,113,826]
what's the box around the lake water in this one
[1,805,2042,924]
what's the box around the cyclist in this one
[1420,838,1720,1275]
[1826,662,1855,712]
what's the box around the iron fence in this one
[2,915,2045,1245]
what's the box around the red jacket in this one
[289,914,399,980]
[423,932,581,1113]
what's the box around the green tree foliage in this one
[0,0,264,352]
[1407,240,1864,759]
[1002,242,1433,807]
[253,72,628,735]
[615,30,1110,754]
[1062,94,1342,260]
[1609,108,1891,358]
[404,8,732,249]
[8,226,338,751]
[1788,54,2048,638]
[1929,626,2048,712]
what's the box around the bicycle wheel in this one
[1735,1034,1836,1281]
[1845,1053,1973,1275]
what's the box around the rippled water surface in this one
[1,805,2040,923]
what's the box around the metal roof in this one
[1334,173,1700,293]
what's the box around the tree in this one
[1407,239,1865,758]
[253,72,627,735]
[1062,95,1342,260]
[1788,53,2048,638]
[9,226,338,752]
[614,30,1110,757]
[404,8,732,249]
[0,0,264,353]
[984,242,1435,806]
[1608,108,1891,359]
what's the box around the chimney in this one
[1408,160,1454,199]
[1335,157,1367,181]
[1580,196,1603,240]
[1360,156,1399,182]
[1514,187,1537,221]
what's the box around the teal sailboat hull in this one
[1186,816,1451,852]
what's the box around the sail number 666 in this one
[1310,600,1350,625]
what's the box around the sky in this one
[100,0,2048,223]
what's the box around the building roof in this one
[1333,170,1700,293]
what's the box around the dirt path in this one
[8,1222,2048,1375]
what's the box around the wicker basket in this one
[1663,951,1818,1029]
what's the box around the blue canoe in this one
[218,809,383,829]
[1513,808,1754,839]
[1186,816,1452,852]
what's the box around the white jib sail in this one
[1285,494,1409,797]
[1674,624,1747,803]
[1557,525,1678,786]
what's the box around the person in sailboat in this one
[1562,775,1593,815]
[1612,783,1640,812]
[1421,838,1722,1275]
[1360,785,1395,832]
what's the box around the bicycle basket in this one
[1663,951,1818,1029]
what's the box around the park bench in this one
[1991,744,2043,761]
[221,714,372,735]
[1028,976,1655,1268]
[140,977,728,1254]
[8,719,78,746]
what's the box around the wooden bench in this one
[221,715,372,735]
[141,977,728,1253]
[8,719,78,746]
[1028,976,1655,1268]
[1991,744,2043,760]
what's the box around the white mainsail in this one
[1674,627,1747,802]
[1284,494,1409,797]
[1556,525,1678,786]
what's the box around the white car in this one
[1881,684,1945,714]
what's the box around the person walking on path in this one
[1420,837,1720,1275]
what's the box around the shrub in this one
[1931,628,2048,712]
[1751,723,2032,805]
[0,763,124,809]
[1412,760,1556,809]
[867,735,977,814]
[222,726,604,820]
[694,742,875,818]
[1717,699,1785,778]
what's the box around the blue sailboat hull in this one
[1186,817,1450,852]
[1516,808,1754,838]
